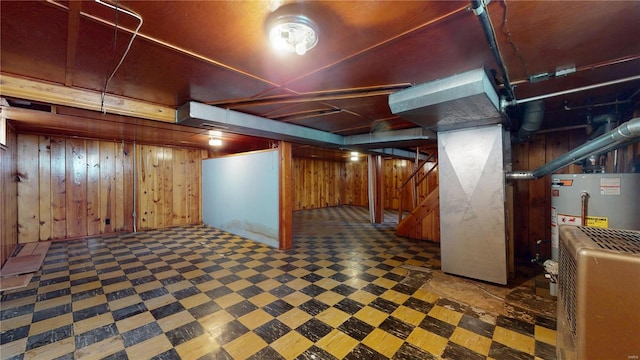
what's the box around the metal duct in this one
[388,68,503,132]
[588,113,617,139]
[515,100,545,143]
[177,101,432,160]
[178,102,343,146]
[506,117,640,180]
[438,124,509,284]
[343,127,436,149]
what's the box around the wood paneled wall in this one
[16,134,206,243]
[384,159,438,211]
[137,144,204,230]
[292,157,439,214]
[512,128,640,259]
[293,158,344,210]
[1,123,18,266]
[344,161,369,207]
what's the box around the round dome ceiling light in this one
[268,14,318,56]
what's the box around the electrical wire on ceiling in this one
[501,0,528,79]
[95,0,143,114]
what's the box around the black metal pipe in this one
[470,0,516,101]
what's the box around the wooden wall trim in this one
[0,73,175,122]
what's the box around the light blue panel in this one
[202,150,279,248]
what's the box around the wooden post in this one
[279,141,293,250]
[368,154,385,224]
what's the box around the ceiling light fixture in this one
[208,130,223,147]
[268,14,318,56]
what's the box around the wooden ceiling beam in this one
[0,73,175,122]
[64,1,81,87]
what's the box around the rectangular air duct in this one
[438,124,509,284]
[177,101,432,160]
[388,68,502,132]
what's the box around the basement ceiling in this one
[1,1,639,159]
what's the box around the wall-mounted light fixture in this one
[209,130,223,147]
[350,151,359,161]
[268,14,318,55]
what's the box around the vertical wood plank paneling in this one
[1,123,18,265]
[513,141,530,258]
[350,162,360,206]
[198,149,207,222]
[384,159,414,211]
[126,142,202,231]
[122,142,134,232]
[86,140,101,235]
[546,132,570,174]
[15,134,204,242]
[344,161,368,207]
[568,130,587,174]
[292,158,345,210]
[293,159,302,209]
[50,137,66,239]
[525,135,547,257]
[172,148,187,225]
[187,149,202,224]
[100,141,116,233]
[163,147,174,227]
[327,161,335,206]
[38,136,52,241]
[152,146,162,228]
[138,144,148,229]
[17,134,39,243]
[157,147,167,227]
[186,149,195,223]
[66,138,87,238]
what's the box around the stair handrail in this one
[398,153,436,190]
[397,153,438,223]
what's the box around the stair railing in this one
[397,153,438,223]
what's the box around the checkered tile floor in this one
[1,206,556,359]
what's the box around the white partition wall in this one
[202,149,279,248]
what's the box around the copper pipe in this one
[580,192,590,226]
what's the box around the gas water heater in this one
[551,173,640,261]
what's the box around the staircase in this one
[396,154,440,242]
